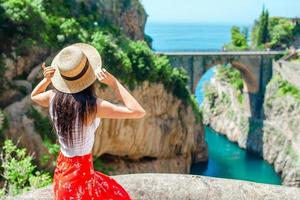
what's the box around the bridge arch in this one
[231,61,259,93]
[192,60,259,94]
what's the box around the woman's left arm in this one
[30,62,56,107]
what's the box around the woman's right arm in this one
[95,68,146,119]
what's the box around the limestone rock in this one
[262,68,300,187]
[9,174,300,200]
[3,46,50,80]
[93,81,207,173]
[202,78,251,150]
[3,95,55,171]
[80,0,147,40]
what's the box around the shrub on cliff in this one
[224,26,249,51]
[216,64,244,104]
[269,18,296,50]
[270,75,300,101]
[0,140,52,197]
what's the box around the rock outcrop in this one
[93,81,207,174]
[202,77,251,151]
[81,0,147,40]
[262,61,300,186]
[3,95,56,171]
[9,174,300,200]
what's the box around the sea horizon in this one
[145,21,252,52]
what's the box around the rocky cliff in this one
[202,62,300,187]
[93,81,207,174]
[262,60,300,186]
[96,0,147,40]
[10,174,300,200]
[202,77,251,150]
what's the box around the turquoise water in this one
[191,68,281,185]
[145,22,250,51]
[195,67,216,106]
[191,127,281,185]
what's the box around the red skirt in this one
[53,150,131,200]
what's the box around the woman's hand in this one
[42,62,56,81]
[95,67,117,87]
[30,62,56,107]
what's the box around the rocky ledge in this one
[9,173,300,200]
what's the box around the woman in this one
[31,43,146,199]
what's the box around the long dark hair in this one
[51,83,97,147]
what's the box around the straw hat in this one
[50,43,102,93]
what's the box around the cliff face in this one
[93,81,207,173]
[262,61,300,187]
[202,78,251,150]
[202,62,300,187]
[96,0,147,40]
[78,0,147,40]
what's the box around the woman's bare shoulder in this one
[48,89,56,99]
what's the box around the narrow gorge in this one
[201,56,300,187]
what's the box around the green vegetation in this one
[41,140,60,167]
[204,83,218,110]
[291,56,300,63]
[0,110,8,141]
[0,140,52,197]
[251,7,298,50]
[93,157,115,175]
[272,75,300,101]
[26,106,56,143]
[216,64,244,104]
[268,18,297,49]
[255,7,270,47]
[0,55,8,95]
[224,26,249,50]
[0,110,3,129]
[226,6,299,50]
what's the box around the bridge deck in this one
[155,51,285,56]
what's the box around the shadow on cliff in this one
[245,58,273,157]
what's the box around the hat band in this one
[60,59,90,81]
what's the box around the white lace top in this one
[49,93,101,157]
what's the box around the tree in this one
[256,6,270,46]
[269,18,296,49]
[224,26,248,50]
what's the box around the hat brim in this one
[50,43,102,93]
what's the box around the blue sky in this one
[141,0,300,25]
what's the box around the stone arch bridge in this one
[156,51,284,118]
